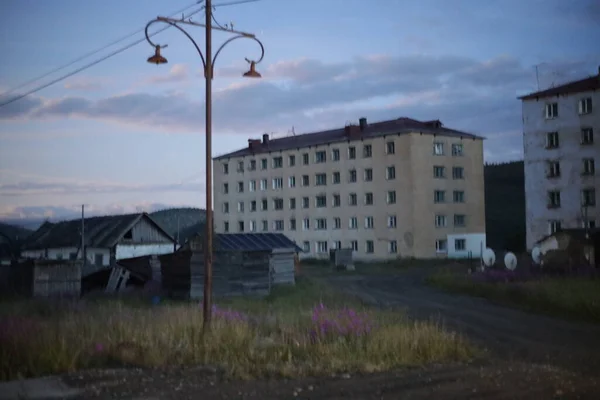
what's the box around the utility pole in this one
[81,204,85,265]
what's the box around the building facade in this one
[520,69,600,250]
[213,117,486,260]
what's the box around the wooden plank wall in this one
[32,263,81,298]
[270,249,296,286]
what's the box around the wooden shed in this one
[536,228,599,268]
[7,259,82,298]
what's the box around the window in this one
[364,192,373,205]
[452,167,464,179]
[302,218,310,231]
[237,181,244,193]
[223,183,229,194]
[250,201,257,212]
[302,175,310,186]
[56,253,63,260]
[332,172,341,184]
[451,143,463,156]
[548,220,561,234]
[349,217,358,229]
[261,199,268,211]
[317,241,328,253]
[223,163,229,174]
[302,197,310,209]
[364,168,373,182]
[237,201,245,213]
[333,217,341,229]
[332,194,341,207]
[365,216,374,229]
[365,241,374,254]
[454,214,466,227]
[547,161,561,178]
[94,254,103,266]
[248,180,256,192]
[302,153,309,165]
[315,150,326,163]
[303,241,310,252]
[386,166,396,180]
[453,190,465,203]
[348,146,356,159]
[387,215,397,228]
[578,97,592,115]
[349,193,357,206]
[583,219,596,229]
[434,190,446,203]
[349,169,357,183]
[350,240,358,251]
[433,142,444,155]
[222,202,229,213]
[273,198,284,210]
[260,179,267,191]
[386,141,395,154]
[288,176,296,188]
[315,195,327,208]
[581,128,594,145]
[237,161,244,172]
[387,190,396,204]
[545,102,558,119]
[272,177,283,190]
[289,198,296,209]
[249,220,256,232]
[289,219,296,231]
[249,160,256,171]
[547,191,561,208]
[274,220,284,231]
[334,241,342,250]
[69,252,77,260]
[454,239,466,251]
[223,221,230,233]
[288,155,296,167]
[315,173,327,186]
[262,220,268,232]
[261,158,268,170]
[388,240,397,254]
[546,131,559,148]
[332,148,340,161]
[238,221,245,232]
[433,166,446,178]
[363,144,372,158]
[435,239,447,253]
[582,188,596,207]
[435,214,447,228]
[583,158,595,176]
[272,156,283,168]
[316,218,327,230]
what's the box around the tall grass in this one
[0,278,474,381]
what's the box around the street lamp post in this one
[144,0,265,332]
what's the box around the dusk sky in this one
[1,0,599,222]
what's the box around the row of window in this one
[545,128,594,149]
[222,142,466,174]
[547,188,597,208]
[223,166,465,194]
[222,189,467,214]
[301,237,466,254]
[548,219,596,235]
[223,213,467,233]
[544,97,593,120]
[546,158,595,178]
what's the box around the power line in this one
[1,1,206,97]
[0,0,261,108]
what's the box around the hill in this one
[484,161,526,252]
[149,207,206,243]
[0,222,33,242]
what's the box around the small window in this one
[435,215,446,228]
[262,220,268,232]
[453,190,465,203]
[272,177,283,190]
[261,199,268,211]
[315,173,327,186]
[289,219,297,231]
[331,148,340,161]
[302,175,310,186]
[349,193,357,206]
[273,220,284,231]
[94,254,103,266]
[316,218,327,230]
[249,160,256,171]
[222,163,229,174]
[364,192,374,205]
[315,195,327,208]
[302,197,310,209]
[222,202,229,213]
[434,190,445,203]
[250,201,257,212]
[332,194,341,207]
[387,215,397,228]
[249,221,256,232]
[433,142,444,155]
[333,217,341,229]
[582,158,595,176]
[302,218,310,231]
[56,253,63,260]
[350,240,358,252]
[581,128,594,145]
[582,188,596,207]
[451,143,463,156]
[69,252,77,260]
[388,240,398,254]
[349,169,357,183]
[348,146,356,159]
[548,220,561,234]
[315,150,327,163]
[453,214,466,227]
[237,161,244,172]
[435,239,447,253]
[272,156,283,168]
[261,158,268,170]
[260,179,267,191]
[433,166,446,178]
[364,216,374,229]
[273,198,284,210]
[332,171,341,184]
[288,176,296,188]
[223,222,229,233]
[365,240,374,254]
[546,131,559,149]
[223,183,229,194]
[545,102,558,119]
[317,241,328,253]
[288,155,296,167]
[547,161,560,178]
[386,166,396,180]
[363,144,372,158]
[364,168,373,182]
[237,201,245,213]
[303,241,310,252]
[578,97,592,115]
[349,217,358,229]
[237,181,244,193]
[547,190,561,208]
[302,153,309,165]
[387,190,396,204]
[248,180,256,192]
[289,198,296,209]
[386,141,395,154]
[452,167,464,180]
[454,239,466,251]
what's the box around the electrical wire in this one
[1,1,206,97]
[0,0,261,109]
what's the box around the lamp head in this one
[243,61,261,78]
[147,45,168,65]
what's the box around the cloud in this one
[64,77,111,91]
[145,64,190,84]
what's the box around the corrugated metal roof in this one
[216,233,302,252]
[518,74,600,100]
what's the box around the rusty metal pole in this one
[202,0,214,332]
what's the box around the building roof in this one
[216,233,303,252]
[22,213,175,251]
[214,117,484,160]
[518,71,600,100]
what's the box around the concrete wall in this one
[522,90,600,250]
[447,233,486,259]
[213,130,486,260]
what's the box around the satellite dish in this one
[504,252,517,270]
[482,248,496,267]
[531,247,541,264]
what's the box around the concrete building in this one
[519,68,600,250]
[213,117,486,260]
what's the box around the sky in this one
[0,0,599,222]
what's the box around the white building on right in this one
[519,67,600,250]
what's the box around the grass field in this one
[0,277,474,381]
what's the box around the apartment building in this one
[519,67,600,250]
[213,117,486,260]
